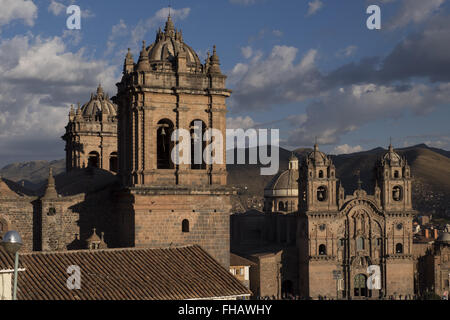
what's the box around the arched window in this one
[357,237,365,251]
[88,151,100,168]
[157,119,175,169]
[392,186,402,201]
[394,170,399,178]
[279,201,285,211]
[395,243,403,254]
[319,244,327,255]
[190,120,207,170]
[317,186,327,202]
[47,207,56,216]
[109,152,118,173]
[182,219,190,233]
[319,170,324,178]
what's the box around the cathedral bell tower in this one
[298,144,338,213]
[376,144,412,211]
[115,15,233,268]
[116,15,229,187]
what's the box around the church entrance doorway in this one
[282,280,293,298]
[354,274,368,298]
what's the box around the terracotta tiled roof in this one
[230,253,256,267]
[0,245,251,300]
[0,247,16,269]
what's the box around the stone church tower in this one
[62,85,118,173]
[298,143,338,213]
[298,144,415,299]
[115,15,233,267]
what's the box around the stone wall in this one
[116,187,232,268]
[0,198,35,252]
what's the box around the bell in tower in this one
[114,14,232,268]
[298,143,338,213]
[375,143,412,211]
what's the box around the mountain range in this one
[1,144,449,218]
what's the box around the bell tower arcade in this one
[115,16,233,268]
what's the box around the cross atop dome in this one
[96,83,104,97]
[164,14,175,36]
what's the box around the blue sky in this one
[0,0,449,167]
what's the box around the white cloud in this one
[81,8,95,19]
[230,46,322,110]
[226,116,257,130]
[241,46,253,59]
[286,114,308,126]
[0,35,119,165]
[332,144,363,155]
[239,46,263,63]
[388,0,445,30]
[48,1,95,19]
[287,82,450,147]
[307,0,324,16]
[272,30,283,37]
[62,29,82,46]
[337,45,358,58]
[0,0,37,27]
[131,7,190,46]
[48,0,65,16]
[106,19,128,56]
[424,138,450,149]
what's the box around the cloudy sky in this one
[0,0,449,167]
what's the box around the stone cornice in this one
[309,255,337,261]
[306,211,339,218]
[127,185,236,196]
[386,254,414,260]
[385,210,417,218]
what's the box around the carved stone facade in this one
[62,85,118,173]
[298,144,415,299]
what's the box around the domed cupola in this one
[80,84,118,121]
[382,143,403,166]
[146,15,202,68]
[437,225,450,244]
[306,143,329,166]
[264,153,299,213]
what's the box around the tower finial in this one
[389,137,394,152]
[164,10,175,34]
[357,170,362,190]
[43,167,58,199]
